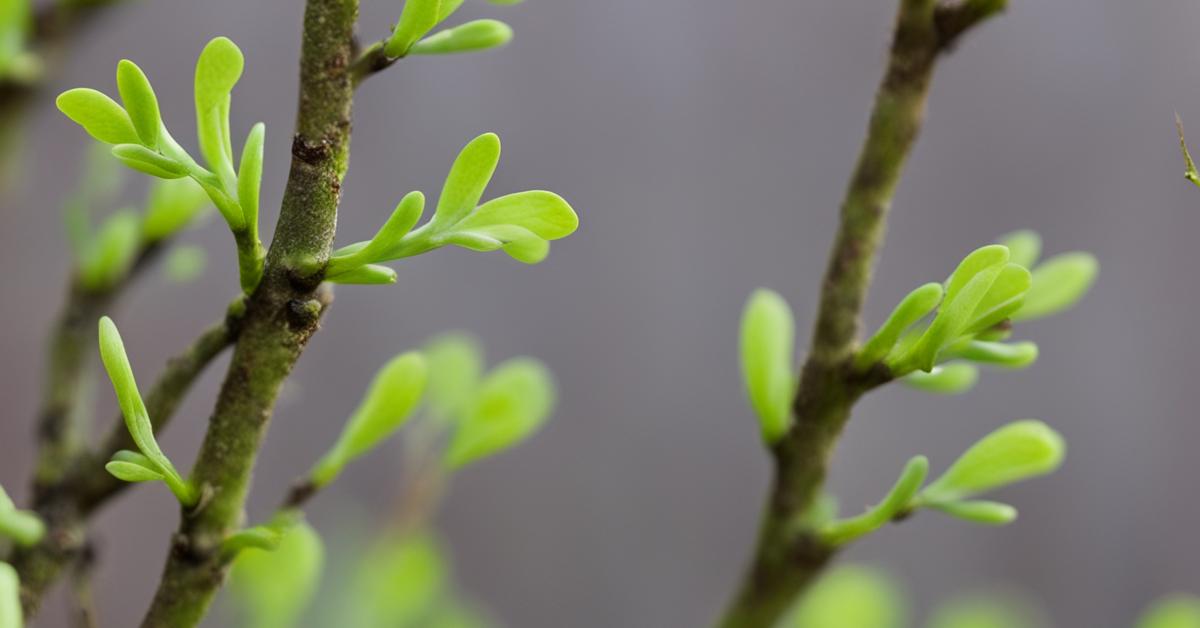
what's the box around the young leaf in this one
[0,562,21,628]
[964,263,1031,334]
[996,230,1042,269]
[953,340,1038,369]
[918,420,1065,506]
[902,264,1003,372]
[78,210,141,292]
[424,333,484,422]
[926,500,1017,525]
[326,191,426,277]
[821,456,928,546]
[98,317,196,506]
[410,20,514,56]
[56,88,140,145]
[141,178,211,242]
[790,564,905,628]
[452,190,578,242]
[944,245,1010,307]
[111,144,189,179]
[194,37,244,181]
[237,122,265,240]
[230,519,323,628]
[739,289,795,444]
[310,352,428,486]
[857,282,943,368]
[431,133,501,230]
[105,455,166,483]
[928,592,1049,628]
[163,245,208,283]
[901,363,978,394]
[347,532,448,627]
[116,59,161,147]
[1012,252,1098,321]
[325,264,398,285]
[386,0,443,58]
[446,357,555,469]
[1138,595,1200,628]
[0,484,45,547]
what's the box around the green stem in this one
[718,2,1006,626]
[138,1,358,625]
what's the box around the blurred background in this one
[2,0,1199,625]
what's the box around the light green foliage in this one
[915,420,1064,522]
[104,450,167,483]
[821,456,928,545]
[0,561,21,628]
[221,510,303,558]
[858,282,943,368]
[311,352,428,487]
[788,564,905,628]
[446,357,555,469]
[927,592,1047,628]
[410,20,513,56]
[229,519,323,628]
[997,230,1042,269]
[0,483,44,547]
[1138,595,1200,628]
[345,533,449,626]
[141,178,212,242]
[944,340,1038,369]
[1012,253,1098,322]
[98,317,197,506]
[163,245,208,283]
[926,500,1016,526]
[57,39,266,292]
[326,133,578,280]
[901,363,979,394]
[0,0,32,81]
[739,289,795,443]
[385,0,520,58]
[424,333,484,421]
[78,210,140,292]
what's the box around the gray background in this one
[2,0,1198,626]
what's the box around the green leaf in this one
[194,37,244,182]
[858,282,943,368]
[996,230,1042,268]
[1138,595,1200,628]
[447,357,555,469]
[311,352,428,486]
[952,340,1038,369]
[432,133,501,230]
[453,190,578,241]
[918,420,1065,506]
[325,264,398,285]
[1012,252,1098,321]
[230,519,323,628]
[424,333,484,422]
[927,500,1017,525]
[237,122,265,240]
[115,59,161,147]
[221,511,302,558]
[0,562,22,628]
[78,210,141,292]
[163,245,207,283]
[410,20,514,56]
[386,0,443,58]
[141,178,211,241]
[965,263,1031,334]
[348,532,448,627]
[902,363,978,394]
[326,191,426,277]
[0,486,44,547]
[821,456,928,546]
[944,245,1010,307]
[105,450,167,483]
[790,564,905,628]
[928,592,1049,628]
[901,260,1005,372]
[56,88,140,145]
[98,317,196,506]
[111,144,189,179]
[739,289,795,444]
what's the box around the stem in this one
[138,0,358,624]
[718,2,1006,626]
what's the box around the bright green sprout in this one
[326,133,578,282]
[913,420,1065,524]
[901,363,979,394]
[1137,594,1200,628]
[77,210,140,292]
[0,561,22,628]
[385,0,520,58]
[858,282,943,369]
[927,591,1050,628]
[344,532,450,627]
[820,456,928,545]
[56,38,266,293]
[310,352,428,487]
[446,357,555,469]
[0,483,45,547]
[739,288,795,444]
[229,518,323,628]
[141,178,211,243]
[424,333,484,422]
[221,510,303,559]
[163,245,207,283]
[97,316,198,506]
[788,564,906,628]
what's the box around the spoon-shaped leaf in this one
[739,289,795,443]
[857,283,943,368]
[116,59,161,147]
[105,450,167,483]
[311,353,427,486]
[327,191,426,276]
[410,20,514,56]
[926,500,1017,525]
[918,420,1065,506]
[944,245,1010,307]
[953,340,1038,369]
[964,263,1030,334]
[194,37,244,181]
[1012,252,1098,321]
[431,133,501,230]
[386,0,443,58]
[446,358,555,469]
[57,88,140,145]
[424,333,484,422]
[230,519,323,628]
[902,264,1003,372]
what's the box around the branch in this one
[7,314,236,616]
[348,41,395,88]
[718,2,1005,626]
[138,0,357,623]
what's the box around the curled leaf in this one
[952,340,1038,369]
[112,144,188,179]
[105,450,167,483]
[857,282,943,368]
[821,456,928,546]
[237,122,265,240]
[739,289,795,443]
[965,263,1031,335]
[927,500,1017,525]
